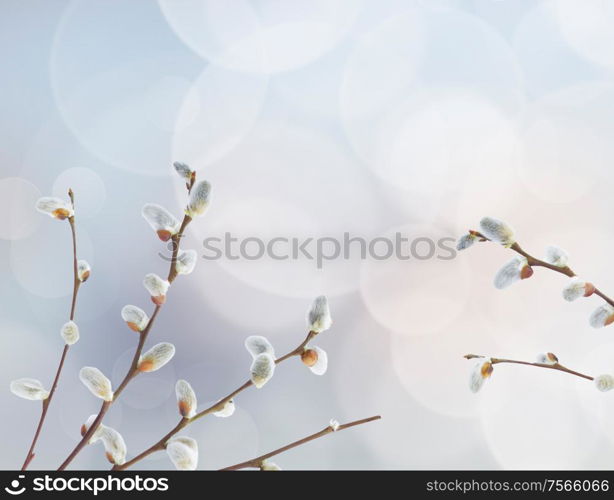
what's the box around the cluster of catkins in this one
[457,217,614,394]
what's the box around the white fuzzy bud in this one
[143,273,170,305]
[142,204,180,242]
[469,358,493,393]
[173,161,194,181]
[77,260,91,282]
[301,346,328,376]
[589,304,614,329]
[307,295,332,333]
[536,352,558,365]
[79,367,113,401]
[175,379,197,419]
[562,277,594,302]
[245,336,275,359]
[494,256,533,290]
[213,399,235,418]
[479,216,515,247]
[176,249,197,275]
[456,233,478,251]
[260,461,282,471]
[100,427,127,466]
[544,245,569,268]
[138,342,175,372]
[121,305,149,332]
[166,436,198,470]
[186,180,211,218]
[329,419,340,431]
[595,374,614,392]
[10,378,49,401]
[250,353,275,389]
[61,320,80,345]
[81,414,105,444]
[35,197,74,220]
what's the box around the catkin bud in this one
[142,204,180,242]
[479,217,515,247]
[100,427,127,466]
[595,374,614,392]
[329,419,340,431]
[186,180,211,218]
[307,295,332,333]
[456,232,478,251]
[36,197,74,220]
[213,399,235,418]
[121,305,149,332]
[250,353,275,389]
[562,277,595,302]
[77,260,91,282]
[469,359,493,393]
[260,461,282,471]
[79,367,113,401]
[81,414,105,444]
[494,256,532,290]
[544,245,569,268]
[61,320,80,345]
[173,162,195,182]
[176,249,197,275]
[175,379,197,419]
[301,346,328,375]
[10,378,49,401]
[589,304,614,329]
[245,336,275,359]
[166,436,198,470]
[138,343,176,372]
[143,273,170,305]
[536,352,558,365]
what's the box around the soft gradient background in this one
[3,0,614,470]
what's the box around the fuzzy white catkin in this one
[250,353,275,389]
[79,367,113,401]
[100,427,127,466]
[562,278,588,302]
[35,197,74,219]
[143,273,170,297]
[213,399,235,418]
[166,436,198,470]
[61,320,80,345]
[479,217,515,246]
[536,353,558,365]
[10,378,49,401]
[77,260,91,282]
[142,204,180,236]
[244,336,275,359]
[456,233,477,251]
[175,380,197,418]
[175,249,197,275]
[186,180,211,218]
[595,374,614,392]
[81,414,105,444]
[493,256,526,290]
[307,295,332,333]
[589,304,614,329]
[469,359,492,393]
[121,305,149,331]
[329,419,340,431]
[545,245,569,268]
[307,346,328,376]
[260,461,282,471]
[138,343,176,372]
[173,162,193,180]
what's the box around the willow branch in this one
[113,330,319,470]
[464,354,594,381]
[21,189,82,471]
[471,231,614,307]
[57,213,192,471]
[220,415,382,471]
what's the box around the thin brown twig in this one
[219,415,382,471]
[57,210,193,471]
[21,190,82,470]
[113,330,319,470]
[464,354,594,381]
